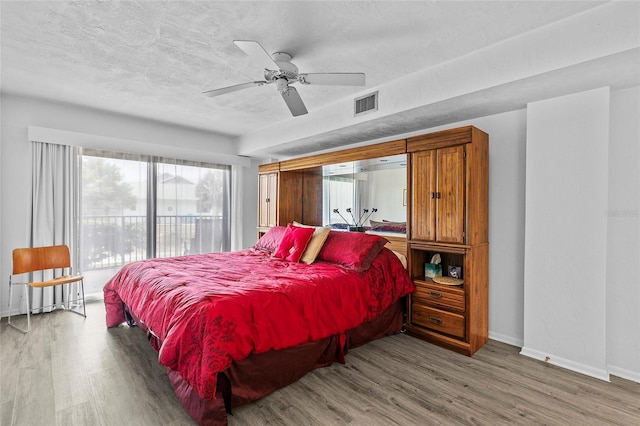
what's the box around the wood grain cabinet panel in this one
[436,145,465,244]
[410,150,436,241]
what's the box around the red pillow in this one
[316,231,388,272]
[273,224,316,262]
[254,226,287,253]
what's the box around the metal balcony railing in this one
[79,215,226,270]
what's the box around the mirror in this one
[322,154,407,235]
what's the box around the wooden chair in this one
[8,245,86,333]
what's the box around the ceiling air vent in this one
[354,91,378,116]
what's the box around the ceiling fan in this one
[202,40,366,117]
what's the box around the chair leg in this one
[80,279,86,317]
[7,284,30,333]
[66,282,71,311]
[8,281,13,325]
[68,280,86,318]
[25,285,31,333]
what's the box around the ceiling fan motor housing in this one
[264,52,299,82]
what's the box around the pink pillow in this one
[316,231,388,272]
[254,226,287,253]
[273,224,316,262]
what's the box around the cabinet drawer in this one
[411,304,465,339]
[413,283,465,313]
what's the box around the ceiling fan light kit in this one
[202,40,366,116]
[275,78,289,93]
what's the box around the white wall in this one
[0,94,258,314]
[467,111,528,347]
[241,159,260,249]
[522,88,610,380]
[606,86,640,381]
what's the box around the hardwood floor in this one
[1,300,638,425]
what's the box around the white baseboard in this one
[607,365,640,384]
[0,292,104,318]
[0,309,10,319]
[489,331,523,348]
[520,346,610,382]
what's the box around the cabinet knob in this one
[429,291,442,298]
[429,317,442,325]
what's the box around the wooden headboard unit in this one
[259,138,408,258]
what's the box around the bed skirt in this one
[127,300,404,426]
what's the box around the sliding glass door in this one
[79,150,230,295]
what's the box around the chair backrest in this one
[12,245,71,275]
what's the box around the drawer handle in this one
[429,317,442,325]
[429,291,442,298]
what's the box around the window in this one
[80,153,148,271]
[323,175,357,226]
[79,150,230,276]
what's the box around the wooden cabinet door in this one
[411,145,465,243]
[266,172,278,226]
[411,150,437,241]
[258,173,278,227]
[258,174,270,227]
[436,145,465,243]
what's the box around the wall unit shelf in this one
[405,126,489,356]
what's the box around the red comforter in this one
[103,247,414,400]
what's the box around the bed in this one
[104,225,414,425]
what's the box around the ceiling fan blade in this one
[281,86,308,116]
[202,81,267,97]
[234,40,279,70]
[298,73,366,86]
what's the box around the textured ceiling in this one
[1,1,636,158]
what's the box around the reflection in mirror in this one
[322,154,407,235]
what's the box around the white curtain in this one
[28,141,78,313]
[355,179,367,224]
[230,165,243,251]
